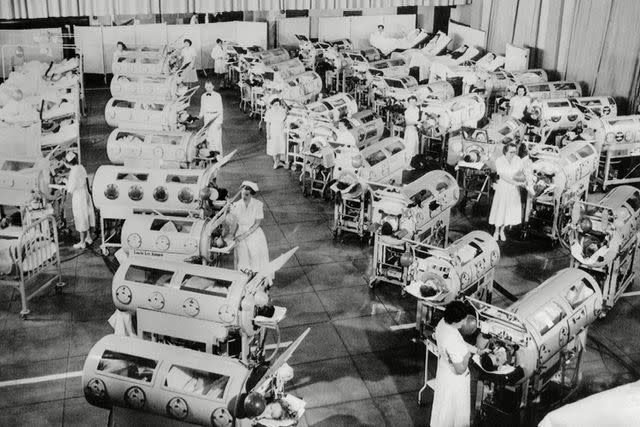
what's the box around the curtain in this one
[592,0,640,113]
[486,0,518,55]
[511,0,541,60]
[0,0,470,18]
[563,0,612,95]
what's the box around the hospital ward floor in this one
[1,77,640,427]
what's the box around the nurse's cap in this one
[65,151,77,162]
[241,180,259,192]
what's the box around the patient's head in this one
[480,345,509,372]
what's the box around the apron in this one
[204,113,223,156]
[232,198,270,275]
[265,106,287,156]
[489,155,523,227]
[430,320,471,427]
[67,165,95,233]
[404,106,421,161]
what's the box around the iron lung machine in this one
[406,230,500,326]
[119,212,233,263]
[111,251,295,364]
[106,125,213,169]
[522,142,598,245]
[586,114,640,190]
[468,268,603,424]
[110,74,184,103]
[92,164,220,255]
[569,185,640,311]
[368,170,460,291]
[104,86,198,132]
[82,332,307,427]
[330,137,410,239]
[111,46,177,76]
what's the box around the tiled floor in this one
[1,74,639,426]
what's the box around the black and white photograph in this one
[0,0,639,426]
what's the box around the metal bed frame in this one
[0,215,65,319]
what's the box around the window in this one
[98,350,157,383]
[166,175,198,184]
[1,161,35,171]
[150,219,193,233]
[150,136,180,146]
[626,195,640,212]
[181,275,233,297]
[385,79,403,89]
[528,84,550,92]
[563,279,595,310]
[113,100,133,108]
[529,302,566,336]
[153,186,168,202]
[117,173,148,182]
[385,140,405,155]
[125,265,174,286]
[128,185,143,201]
[576,146,594,158]
[366,150,387,166]
[178,188,195,204]
[547,101,570,108]
[104,184,119,200]
[164,365,229,399]
[554,83,577,91]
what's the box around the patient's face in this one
[491,346,508,367]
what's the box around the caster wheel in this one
[19,312,29,320]
[368,279,376,289]
[101,247,109,256]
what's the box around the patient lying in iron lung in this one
[475,338,525,384]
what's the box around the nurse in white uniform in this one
[198,80,224,156]
[65,152,95,249]
[489,142,524,241]
[430,301,474,427]
[265,98,287,169]
[231,181,270,275]
[210,39,228,89]
[181,39,198,85]
[404,95,421,167]
[508,85,531,121]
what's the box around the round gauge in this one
[178,188,195,204]
[184,239,198,253]
[460,272,470,287]
[153,147,164,158]
[124,386,146,410]
[156,235,170,251]
[115,285,132,305]
[153,186,169,202]
[167,397,189,420]
[128,185,143,201]
[490,250,498,266]
[127,233,142,249]
[86,378,106,398]
[148,291,165,310]
[104,184,119,200]
[211,407,233,427]
[183,297,200,317]
[218,305,236,323]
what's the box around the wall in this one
[451,0,640,113]
[249,6,442,48]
